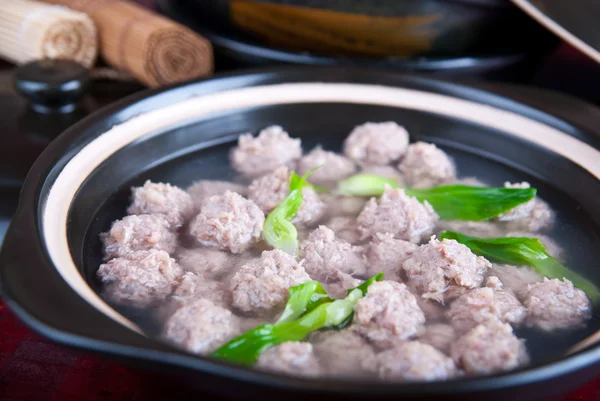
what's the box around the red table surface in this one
[0,299,598,400]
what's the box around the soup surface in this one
[94,122,596,382]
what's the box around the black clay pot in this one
[1,67,600,401]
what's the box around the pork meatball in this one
[256,342,320,377]
[487,264,544,300]
[97,249,183,308]
[324,216,362,245]
[230,125,302,177]
[446,277,526,333]
[247,166,325,225]
[357,188,438,243]
[171,272,231,308]
[450,319,529,375]
[343,122,409,165]
[297,146,356,187]
[369,342,458,381]
[127,180,195,228]
[417,324,456,354]
[523,278,591,331]
[360,165,405,185]
[186,180,248,209]
[496,182,536,222]
[300,226,367,282]
[497,182,554,232]
[163,299,240,355]
[101,214,177,260]
[322,269,364,299]
[402,237,491,303]
[505,198,554,232]
[189,191,264,254]
[323,195,367,218]
[354,281,425,348]
[398,142,456,188]
[230,250,311,314]
[364,232,418,280]
[175,247,238,280]
[311,330,376,377]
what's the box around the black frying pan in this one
[1,67,600,400]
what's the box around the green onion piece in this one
[439,230,600,304]
[336,173,536,221]
[276,281,330,324]
[212,273,383,365]
[406,185,536,221]
[337,174,399,196]
[262,169,317,255]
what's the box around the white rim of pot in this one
[42,82,600,333]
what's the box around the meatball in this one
[450,319,529,375]
[97,249,183,308]
[506,198,554,232]
[369,342,458,381]
[300,226,367,282]
[297,146,357,187]
[497,183,554,232]
[343,122,409,165]
[323,195,367,218]
[322,269,363,299]
[171,272,231,308]
[324,216,362,245]
[417,324,456,355]
[496,182,536,222]
[101,214,177,260]
[487,264,543,300]
[175,247,238,280]
[446,277,526,333]
[311,330,376,377]
[186,180,247,209]
[360,165,405,185]
[247,166,324,225]
[189,191,265,254]
[230,125,302,177]
[523,278,591,331]
[357,188,438,243]
[127,180,195,228]
[256,342,320,377]
[402,237,491,304]
[354,281,425,348]
[415,297,446,320]
[436,220,503,239]
[398,142,456,188]
[163,299,240,355]
[364,232,418,280]
[230,250,311,314]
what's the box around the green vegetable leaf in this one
[211,273,382,365]
[337,174,399,196]
[263,169,317,255]
[406,185,536,221]
[439,230,600,304]
[336,173,536,221]
[276,281,331,324]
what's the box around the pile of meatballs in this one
[97,122,592,382]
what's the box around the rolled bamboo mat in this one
[0,0,98,67]
[40,0,214,87]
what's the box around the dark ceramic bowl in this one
[2,68,600,401]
